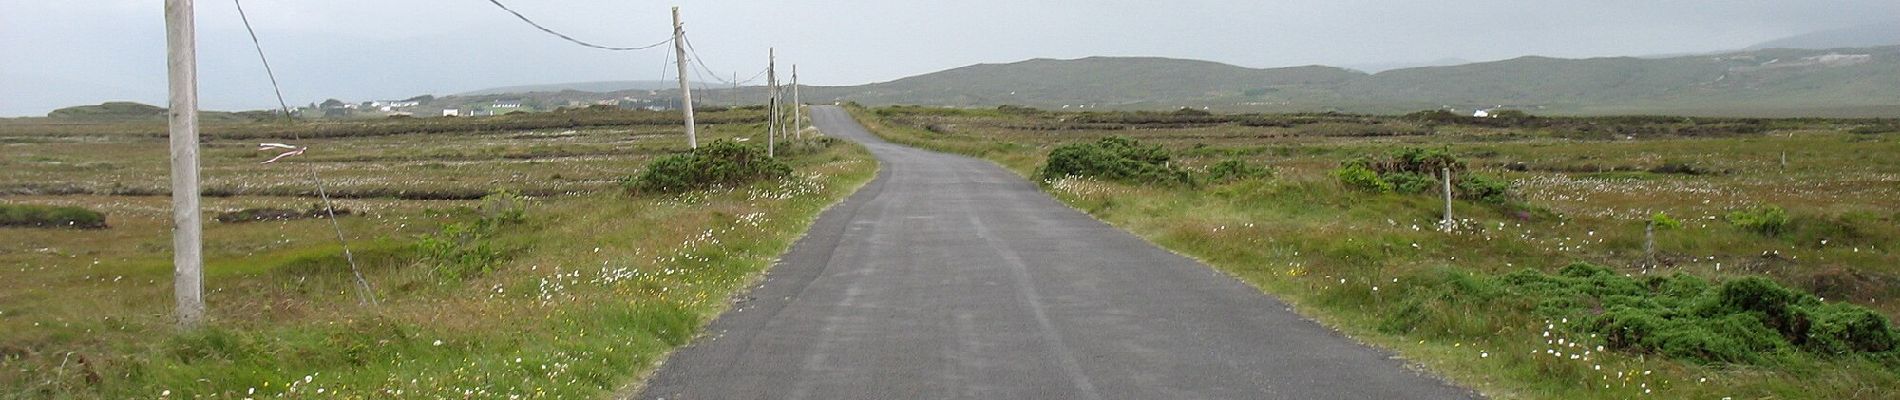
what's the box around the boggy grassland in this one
[0,108,875,398]
[853,105,1900,399]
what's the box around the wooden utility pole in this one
[165,0,205,329]
[793,64,803,139]
[767,48,778,157]
[671,7,697,149]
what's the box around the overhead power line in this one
[232,0,292,119]
[232,0,378,306]
[683,35,768,86]
[483,0,672,51]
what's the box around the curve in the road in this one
[635,105,1478,399]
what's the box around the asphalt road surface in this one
[635,106,1477,399]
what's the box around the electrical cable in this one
[482,0,672,51]
[233,0,378,306]
[683,34,767,86]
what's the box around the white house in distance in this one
[377,100,421,112]
[442,109,460,117]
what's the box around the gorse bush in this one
[1333,147,1515,204]
[1726,205,1791,237]
[1334,164,1392,193]
[630,140,792,194]
[1205,159,1273,183]
[1454,174,1513,204]
[0,203,106,229]
[1382,262,1899,365]
[1650,211,1683,230]
[1344,147,1463,176]
[1039,136,1192,185]
[1383,172,1436,194]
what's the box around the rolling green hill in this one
[798,46,1900,117]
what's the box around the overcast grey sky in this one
[3,0,1896,116]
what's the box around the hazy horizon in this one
[5,0,1898,117]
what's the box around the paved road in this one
[636,106,1476,399]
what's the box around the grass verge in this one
[1,137,876,398]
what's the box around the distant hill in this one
[46,102,166,119]
[802,57,1363,109]
[1340,58,1472,74]
[794,46,1900,117]
[1748,24,1900,51]
[41,102,266,122]
[456,80,676,96]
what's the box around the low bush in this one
[629,140,791,194]
[1344,147,1464,176]
[1726,205,1792,237]
[1333,164,1391,193]
[1204,159,1273,183]
[1454,174,1513,204]
[417,191,528,282]
[1334,147,1516,204]
[1039,136,1192,185]
[0,203,107,229]
[1384,262,1899,365]
[1384,172,1435,194]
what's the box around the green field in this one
[851,105,1900,399]
[0,109,875,398]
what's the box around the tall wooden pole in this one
[671,7,697,149]
[767,48,777,157]
[166,0,205,329]
[793,64,802,139]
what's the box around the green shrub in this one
[416,221,504,282]
[1039,137,1191,185]
[0,203,107,229]
[417,192,530,282]
[1346,147,1463,176]
[1333,148,1514,203]
[1806,303,1898,354]
[630,140,792,194]
[1454,174,1513,204]
[1726,205,1792,237]
[1333,164,1391,193]
[1205,159,1272,183]
[1389,261,1900,365]
[1384,172,1435,194]
[1650,212,1682,230]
